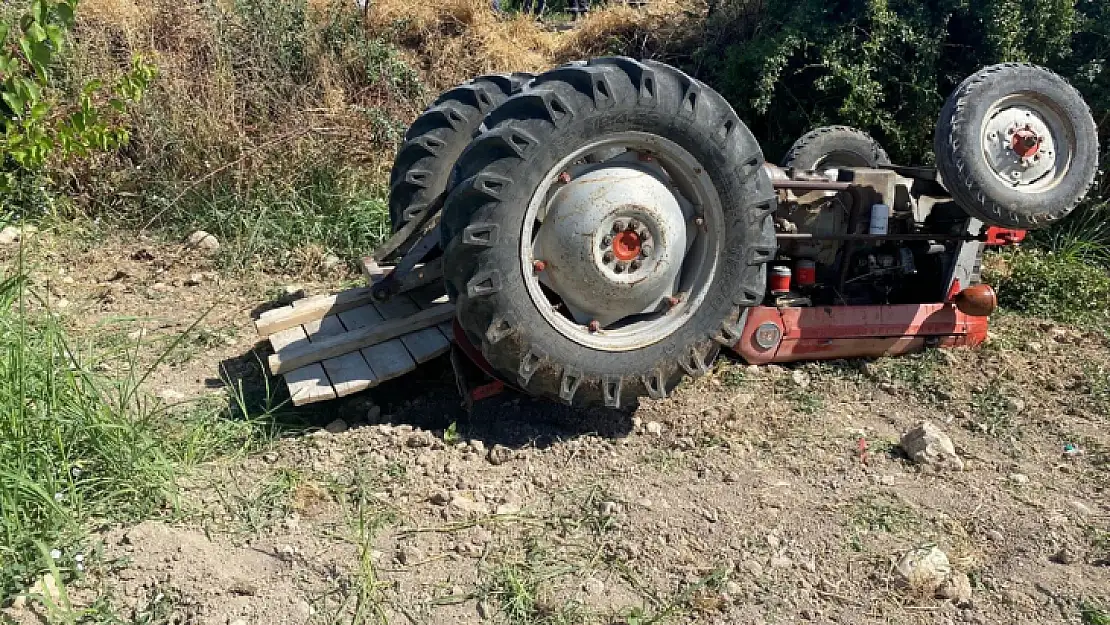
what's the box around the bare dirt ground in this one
[4,233,1109,625]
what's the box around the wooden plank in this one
[269,325,336,405]
[255,287,377,337]
[338,305,418,383]
[309,315,378,398]
[360,257,391,284]
[257,263,445,338]
[376,295,450,364]
[270,305,451,374]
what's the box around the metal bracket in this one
[371,228,441,302]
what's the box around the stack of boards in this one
[254,258,453,405]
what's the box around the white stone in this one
[900,421,964,471]
[894,545,951,592]
[185,230,220,253]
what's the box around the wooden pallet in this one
[255,261,452,406]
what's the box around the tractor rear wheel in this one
[782,125,890,171]
[388,74,532,233]
[934,63,1098,230]
[441,58,777,408]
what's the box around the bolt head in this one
[627,219,640,231]
[532,260,546,272]
[601,235,613,247]
[639,229,651,241]
[666,296,681,307]
[588,320,601,332]
[612,220,625,233]
[558,172,572,184]
[630,260,642,271]
[641,244,653,256]
[603,251,614,263]
[694,216,705,226]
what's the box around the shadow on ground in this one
[218,339,635,449]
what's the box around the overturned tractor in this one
[254,59,1098,409]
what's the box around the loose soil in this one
[3,233,1108,625]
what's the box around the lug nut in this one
[533,260,546,273]
[558,172,571,184]
[639,229,651,241]
[666,296,681,307]
[588,319,601,332]
[694,217,705,226]
[630,260,642,271]
[612,220,626,233]
[641,243,653,256]
[627,219,640,231]
[614,263,625,274]
[601,235,613,247]
[603,252,614,263]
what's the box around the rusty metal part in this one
[773,179,852,191]
[953,284,998,317]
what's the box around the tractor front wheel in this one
[441,58,776,407]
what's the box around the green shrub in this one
[989,250,1110,325]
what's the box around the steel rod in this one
[772,180,852,191]
[776,233,980,242]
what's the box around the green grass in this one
[988,249,1110,327]
[1082,601,1110,625]
[969,379,1019,438]
[0,255,284,606]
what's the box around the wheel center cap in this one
[1011,129,1040,158]
[531,164,689,327]
[611,231,642,261]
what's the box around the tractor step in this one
[255,265,451,406]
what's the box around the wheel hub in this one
[983,102,1060,187]
[532,164,688,328]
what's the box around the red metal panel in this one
[733,304,990,364]
[984,226,1027,246]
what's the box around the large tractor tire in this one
[388,74,532,233]
[935,63,1098,230]
[782,125,890,170]
[441,58,777,408]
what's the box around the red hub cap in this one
[1011,128,1041,158]
[611,230,642,261]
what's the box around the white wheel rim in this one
[520,132,724,352]
[980,93,1075,192]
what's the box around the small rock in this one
[1069,501,1093,517]
[228,619,248,625]
[495,503,521,515]
[598,501,620,517]
[645,421,664,436]
[723,472,740,484]
[582,577,605,595]
[487,444,513,465]
[894,545,951,592]
[702,508,719,523]
[936,572,973,605]
[324,419,348,434]
[740,559,764,577]
[449,493,487,514]
[294,601,313,618]
[470,439,486,455]
[1026,341,1043,353]
[184,272,205,286]
[185,230,220,253]
[1008,473,1029,485]
[766,534,781,549]
[0,226,21,245]
[985,529,1004,543]
[791,370,811,388]
[406,431,433,448]
[428,491,450,505]
[1052,547,1080,565]
[1004,397,1026,414]
[157,389,185,402]
[724,580,743,596]
[322,254,342,271]
[770,555,793,569]
[261,451,279,464]
[900,421,964,471]
[275,544,296,561]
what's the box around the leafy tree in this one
[1,0,155,200]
